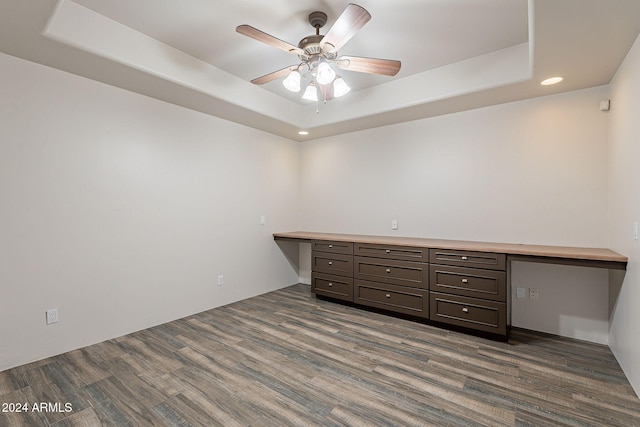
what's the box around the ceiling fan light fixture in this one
[316,61,336,85]
[333,76,351,97]
[302,82,318,101]
[282,70,301,92]
[237,4,401,109]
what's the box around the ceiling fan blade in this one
[250,65,297,85]
[336,56,401,76]
[236,25,306,57]
[321,4,371,53]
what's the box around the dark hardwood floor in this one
[1,283,639,426]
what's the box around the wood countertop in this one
[273,231,627,270]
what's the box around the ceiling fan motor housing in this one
[298,39,338,62]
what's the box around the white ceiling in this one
[1,0,640,141]
[71,0,529,100]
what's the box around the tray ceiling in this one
[1,0,639,140]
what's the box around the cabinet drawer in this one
[312,273,353,302]
[354,257,428,289]
[312,240,353,255]
[429,249,505,270]
[430,292,506,335]
[354,243,427,262]
[430,265,506,302]
[312,252,353,277]
[354,280,428,318]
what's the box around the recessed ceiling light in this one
[298,131,309,136]
[541,76,563,86]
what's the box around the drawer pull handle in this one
[385,268,391,273]
[461,256,468,261]
[329,244,333,248]
[461,278,469,283]
[462,307,469,313]
[385,249,391,253]
[328,261,333,265]
[385,294,391,298]
[328,283,333,287]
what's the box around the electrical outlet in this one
[46,308,59,325]
[529,288,539,300]
[391,219,398,230]
[516,287,526,298]
[260,216,266,225]
[218,275,224,286]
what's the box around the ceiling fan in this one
[236,3,401,103]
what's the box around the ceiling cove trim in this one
[300,43,532,129]
[43,0,304,125]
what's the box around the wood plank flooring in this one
[1,283,639,426]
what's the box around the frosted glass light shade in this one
[316,61,336,85]
[333,77,351,97]
[302,82,318,101]
[282,70,301,92]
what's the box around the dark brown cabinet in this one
[277,231,628,341]
[311,240,354,302]
[354,243,427,262]
[429,249,507,335]
[354,280,429,317]
[429,293,506,334]
[354,257,428,288]
[430,249,505,270]
[312,240,354,255]
[430,264,506,301]
[311,241,509,335]
[312,272,354,302]
[353,243,429,318]
[312,252,354,277]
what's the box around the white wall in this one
[608,33,640,396]
[299,86,612,343]
[0,53,300,371]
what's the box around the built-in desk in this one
[274,231,627,339]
